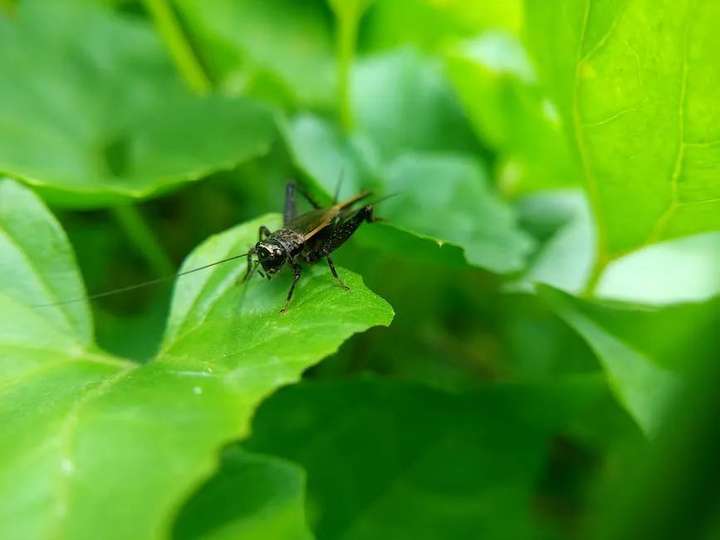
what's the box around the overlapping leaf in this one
[445,32,577,195]
[173,449,312,540]
[0,179,393,539]
[0,1,274,207]
[283,113,533,273]
[525,0,720,259]
[542,286,720,434]
[242,377,602,540]
[175,0,335,108]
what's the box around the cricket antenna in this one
[369,192,402,207]
[33,252,250,308]
[334,168,346,204]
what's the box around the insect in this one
[36,180,382,312]
[245,181,378,312]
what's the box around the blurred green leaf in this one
[352,48,481,161]
[284,115,533,273]
[0,180,392,539]
[245,377,599,540]
[176,0,335,107]
[513,190,595,294]
[599,231,720,304]
[541,286,720,434]
[514,191,720,305]
[0,1,274,208]
[446,33,577,195]
[590,331,720,540]
[381,153,534,273]
[0,180,93,346]
[525,0,720,259]
[174,449,313,540]
[363,0,523,52]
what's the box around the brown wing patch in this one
[288,191,373,242]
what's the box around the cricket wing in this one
[288,191,373,241]
[287,207,341,241]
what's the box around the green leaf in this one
[0,179,393,539]
[445,32,577,195]
[244,377,602,540]
[512,190,595,294]
[541,286,720,435]
[175,0,335,108]
[514,192,720,304]
[525,0,720,259]
[0,180,93,346]
[0,2,274,208]
[173,449,313,540]
[363,0,523,52]
[284,115,534,273]
[351,48,481,162]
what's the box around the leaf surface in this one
[525,0,720,258]
[0,180,393,539]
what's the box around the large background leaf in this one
[0,1,274,207]
[173,449,313,540]
[541,286,720,434]
[525,0,720,260]
[243,377,600,540]
[445,32,577,195]
[0,180,392,539]
[175,0,335,108]
[284,115,534,273]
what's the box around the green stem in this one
[336,9,360,133]
[582,257,607,298]
[0,0,16,17]
[143,0,210,95]
[112,205,174,278]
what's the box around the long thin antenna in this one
[34,252,250,308]
[334,168,346,204]
[368,192,402,207]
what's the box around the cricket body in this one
[244,182,377,312]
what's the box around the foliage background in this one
[1,0,719,539]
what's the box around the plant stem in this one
[143,0,210,95]
[0,0,16,17]
[583,255,608,298]
[112,205,175,278]
[336,10,358,133]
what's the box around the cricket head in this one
[255,241,286,276]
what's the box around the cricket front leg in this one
[281,263,303,313]
[241,248,257,284]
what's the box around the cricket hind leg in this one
[326,256,350,290]
[322,205,375,255]
[281,262,303,313]
[307,204,376,289]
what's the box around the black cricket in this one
[243,182,377,312]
